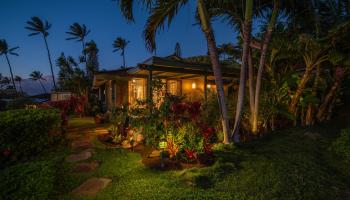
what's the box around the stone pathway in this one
[71,177,112,196]
[65,121,111,196]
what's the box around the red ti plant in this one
[170,102,188,116]
[202,127,215,155]
[187,101,201,121]
[70,95,87,116]
[184,148,196,161]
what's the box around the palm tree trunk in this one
[232,0,254,141]
[316,66,344,122]
[248,49,254,115]
[19,81,24,94]
[305,65,320,126]
[252,1,279,134]
[197,0,230,144]
[288,68,313,115]
[4,54,17,92]
[38,79,47,94]
[122,50,126,68]
[43,36,57,90]
[82,40,88,74]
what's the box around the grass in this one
[1,117,350,200]
[68,117,96,129]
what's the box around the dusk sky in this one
[0,0,241,79]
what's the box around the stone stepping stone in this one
[71,161,100,173]
[149,150,160,158]
[71,140,93,151]
[72,177,112,195]
[66,150,92,163]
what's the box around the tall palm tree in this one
[114,0,231,143]
[84,40,99,83]
[0,39,18,92]
[232,0,254,140]
[30,70,47,94]
[113,37,129,68]
[25,16,56,90]
[66,23,90,73]
[174,42,181,57]
[251,0,280,134]
[14,75,24,94]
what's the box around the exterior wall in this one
[101,76,233,111]
[50,92,72,101]
[181,78,205,101]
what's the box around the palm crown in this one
[30,70,45,81]
[25,16,51,37]
[0,39,19,56]
[66,23,90,41]
[14,75,22,82]
[113,37,129,55]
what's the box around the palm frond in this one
[143,0,189,51]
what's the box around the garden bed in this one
[97,134,213,171]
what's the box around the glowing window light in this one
[192,82,196,89]
[207,84,211,89]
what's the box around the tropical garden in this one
[1,0,350,199]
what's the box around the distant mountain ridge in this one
[16,75,54,96]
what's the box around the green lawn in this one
[1,124,350,200]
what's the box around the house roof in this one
[129,56,240,79]
[92,56,240,88]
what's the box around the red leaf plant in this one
[170,102,188,116]
[3,148,11,157]
[187,101,201,120]
[202,127,215,155]
[70,95,87,115]
[184,148,196,160]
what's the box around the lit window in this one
[168,80,178,95]
[129,78,145,104]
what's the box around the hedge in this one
[0,160,59,200]
[0,109,62,162]
[330,128,350,163]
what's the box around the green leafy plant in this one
[0,109,62,165]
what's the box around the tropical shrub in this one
[0,109,62,163]
[330,128,350,163]
[0,160,60,199]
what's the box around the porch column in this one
[98,87,101,101]
[204,74,208,102]
[147,69,153,106]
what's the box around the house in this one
[50,91,72,101]
[92,56,240,110]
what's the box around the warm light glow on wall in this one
[132,79,136,83]
[207,84,211,89]
[192,82,196,89]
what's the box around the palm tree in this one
[251,0,280,134]
[174,42,181,57]
[0,74,11,89]
[25,16,56,90]
[30,70,47,94]
[0,39,18,92]
[14,75,24,94]
[113,37,129,68]
[84,40,99,80]
[66,23,90,72]
[231,0,254,140]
